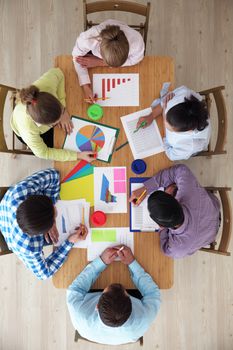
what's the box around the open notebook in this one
[121,108,164,159]
[130,178,159,232]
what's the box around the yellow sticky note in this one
[60,174,94,206]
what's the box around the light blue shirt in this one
[66,257,161,345]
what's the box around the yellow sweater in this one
[11,68,77,161]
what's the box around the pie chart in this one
[76,125,105,152]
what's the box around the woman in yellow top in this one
[11,68,95,162]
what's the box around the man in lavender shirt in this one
[129,164,220,258]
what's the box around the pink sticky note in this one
[114,181,126,193]
[114,168,126,181]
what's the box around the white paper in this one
[121,108,164,159]
[87,227,134,261]
[131,183,159,232]
[94,167,127,213]
[63,117,117,162]
[55,199,90,248]
[93,74,139,106]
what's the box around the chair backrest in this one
[74,329,143,346]
[0,186,13,256]
[198,86,227,156]
[0,83,33,155]
[200,187,232,256]
[83,0,151,51]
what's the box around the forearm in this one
[68,257,106,295]
[151,104,163,119]
[73,59,90,86]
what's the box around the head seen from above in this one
[19,85,62,125]
[16,195,55,236]
[99,25,129,67]
[98,283,132,327]
[165,95,209,132]
[148,191,184,229]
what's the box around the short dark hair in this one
[166,95,209,132]
[16,195,54,236]
[148,191,184,228]
[98,284,132,327]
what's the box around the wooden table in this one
[53,55,174,289]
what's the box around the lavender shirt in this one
[144,164,220,258]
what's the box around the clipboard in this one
[62,116,120,163]
[129,177,159,232]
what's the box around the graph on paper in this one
[76,125,105,152]
[93,74,139,106]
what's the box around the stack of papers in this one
[87,227,134,261]
[55,199,90,248]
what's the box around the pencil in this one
[84,97,110,102]
[81,207,85,235]
[118,246,124,252]
[135,189,147,204]
[114,141,129,152]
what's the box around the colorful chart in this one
[100,174,117,203]
[102,77,131,100]
[76,125,105,152]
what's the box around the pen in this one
[133,189,147,204]
[114,141,129,152]
[84,97,110,102]
[118,246,124,252]
[133,120,147,133]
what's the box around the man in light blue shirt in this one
[66,246,161,345]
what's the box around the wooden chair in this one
[74,329,143,346]
[0,83,33,155]
[197,86,227,157]
[0,186,13,256]
[200,187,232,256]
[83,0,151,51]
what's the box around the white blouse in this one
[161,86,211,161]
[72,19,145,86]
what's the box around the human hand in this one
[129,186,147,206]
[45,222,59,245]
[117,246,135,265]
[162,92,175,110]
[57,108,74,135]
[75,54,106,68]
[82,84,97,104]
[77,151,97,163]
[100,247,118,265]
[68,224,88,244]
[136,113,154,130]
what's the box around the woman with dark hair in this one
[136,86,210,160]
[11,68,95,161]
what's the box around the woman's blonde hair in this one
[99,25,129,67]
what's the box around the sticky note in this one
[114,181,126,193]
[91,229,117,242]
[113,168,126,181]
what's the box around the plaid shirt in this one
[0,168,73,280]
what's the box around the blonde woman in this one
[72,19,145,102]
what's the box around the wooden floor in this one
[0,1,233,349]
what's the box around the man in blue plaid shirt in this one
[0,168,87,280]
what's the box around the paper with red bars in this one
[92,73,139,107]
[61,160,88,183]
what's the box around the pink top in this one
[72,19,145,86]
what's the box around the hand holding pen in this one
[129,186,147,206]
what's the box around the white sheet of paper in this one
[55,199,90,248]
[94,167,127,213]
[87,227,134,261]
[131,183,159,232]
[93,74,139,106]
[63,117,117,162]
[121,108,164,159]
